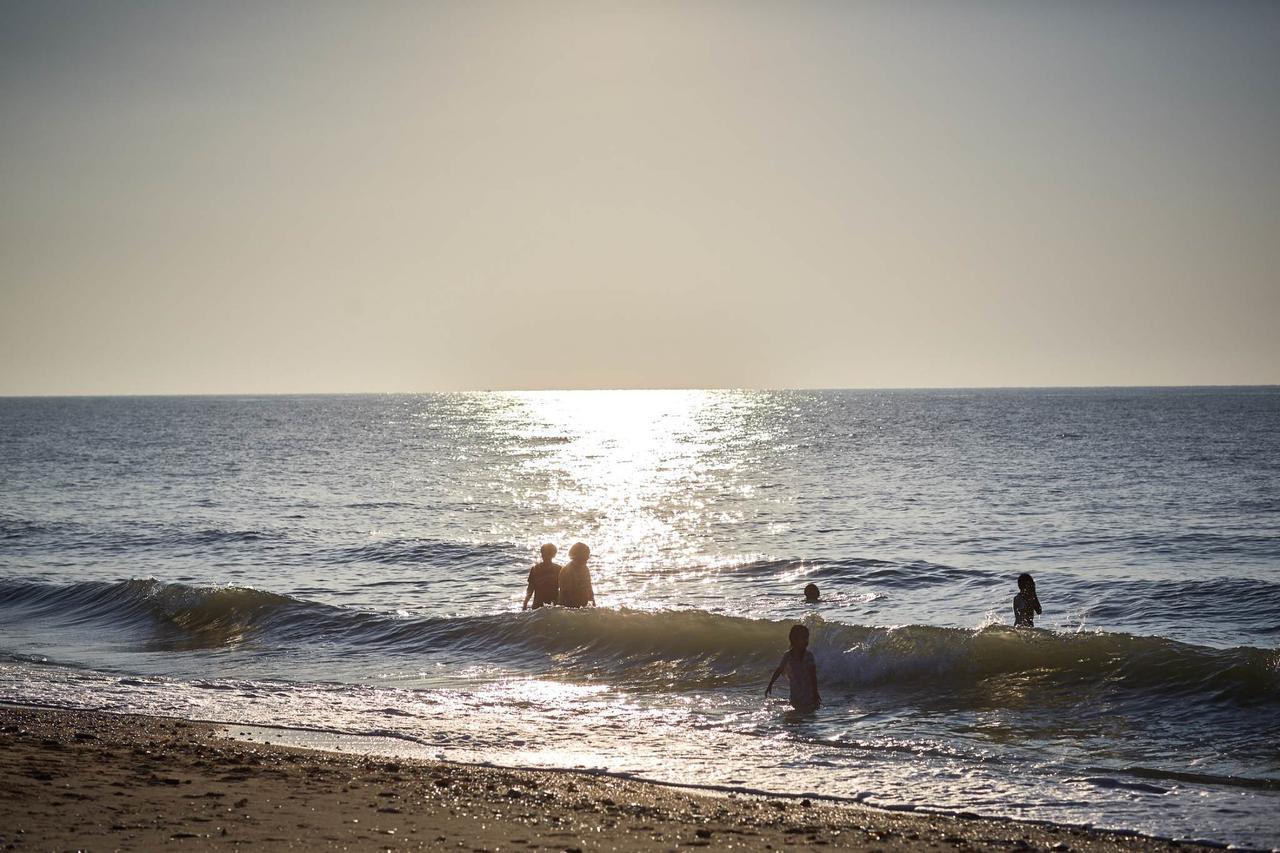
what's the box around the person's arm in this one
[522,566,536,611]
[809,658,821,707]
[587,573,596,606]
[765,665,784,696]
[765,652,789,696]
[1031,593,1042,615]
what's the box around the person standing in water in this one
[557,542,596,608]
[765,625,820,710]
[1013,572,1042,627]
[522,543,562,610]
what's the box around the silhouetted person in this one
[558,542,596,608]
[522,544,562,610]
[765,624,821,710]
[1013,572,1042,628]
[804,583,820,603]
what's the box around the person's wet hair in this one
[804,583,820,602]
[1018,573,1035,591]
[789,624,809,644]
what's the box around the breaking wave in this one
[1,578,1276,707]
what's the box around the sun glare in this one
[493,391,724,588]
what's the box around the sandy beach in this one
[0,705,1206,852]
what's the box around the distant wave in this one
[0,516,284,551]
[674,557,996,589]
[0,517,517,569]
[327,537,513,567]
[2,578,1276,708]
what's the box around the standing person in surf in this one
[765,624,821,711]
[557,542,596,608]
[522,543,562,610]
[1013,573,1042,627]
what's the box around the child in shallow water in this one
[765,625,821,710]
[1013,573,1042,627]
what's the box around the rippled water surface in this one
[2,389,1278,846]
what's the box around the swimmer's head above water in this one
[804,583,820,602]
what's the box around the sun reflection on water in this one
[484,390,780,610]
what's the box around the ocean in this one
[1,388,1277,847]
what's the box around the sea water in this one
[1,389,1277,846]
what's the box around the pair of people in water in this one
[521,542,596,610]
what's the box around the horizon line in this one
[2,382,1278,399]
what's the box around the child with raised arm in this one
[765,624,820,710]
[1013,572,1043,628]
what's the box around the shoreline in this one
[0,705,1218,851]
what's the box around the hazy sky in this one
[2,1,1278,394]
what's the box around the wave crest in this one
[1,578,1275,705]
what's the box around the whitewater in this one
[1,389,1278,846]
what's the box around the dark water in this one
[1,389,1277,846]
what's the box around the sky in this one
[2,0,1278,395]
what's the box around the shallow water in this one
[1,389,1278,846]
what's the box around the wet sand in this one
[0,705,1202,851]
